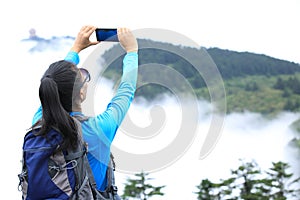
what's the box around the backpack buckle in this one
[111,185,118,194]
[17,171,27,191]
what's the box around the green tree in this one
[122,171,165,200]
[245,82,259,91]
[231,160,269,199]
[195,160,300,200]
[195,178,217,200]
[265,161,300,199]
[195,178,236,200]
[274,77,285,90]
[284,99,299,111]
[282,88,292,98]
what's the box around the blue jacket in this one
[32,50,138,191]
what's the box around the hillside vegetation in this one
[101,39,300,115]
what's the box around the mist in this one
[95,77,300,199]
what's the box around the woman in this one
[32,25,139,198]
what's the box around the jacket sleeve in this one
[64,51,80,65]
[94,52,139,142]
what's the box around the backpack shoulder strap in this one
[106,154,118,192]
[72,114,119,195]
[70,116,98,189]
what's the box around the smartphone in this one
[95,28,118,42]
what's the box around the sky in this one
[1,0,300,199]
[1,0,300,63]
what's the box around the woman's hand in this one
[70,25,100,53]
[118,28,138,53]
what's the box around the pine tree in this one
[265,161,300,199]
[230,160,268,199]
[122,171,165,200]
[274,77,285,90]
[195,160,300,200]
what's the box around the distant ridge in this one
[102,38,300,83]
[207,47,300,79]
[101,39,300,114]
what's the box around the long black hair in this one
[34,60,82,150]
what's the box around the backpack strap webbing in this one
[64,150,86,161]
[71,117,98,189]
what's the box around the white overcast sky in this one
[2,0,300,63]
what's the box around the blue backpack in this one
[18,116,121,200]
[17,117,98,200]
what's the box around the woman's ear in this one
[80,87,87,102]
[80,88,84,101]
